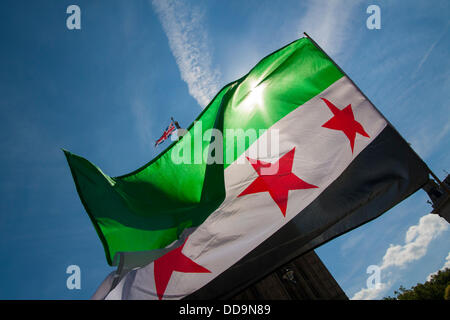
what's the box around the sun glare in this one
[239,82,267,113]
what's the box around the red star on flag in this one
[153,238,210,300]
[238,147,318,216]
[320,98,370,153]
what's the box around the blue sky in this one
[0,0,448,299]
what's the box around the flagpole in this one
[303,32,450,196]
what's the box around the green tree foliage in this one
[444,284,450,300]
[384,268,450,300]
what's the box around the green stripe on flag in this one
[64,37,343,265]
[64,83,232,265]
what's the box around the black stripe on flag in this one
[186,124,429,299]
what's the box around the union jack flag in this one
[155,121,177,147]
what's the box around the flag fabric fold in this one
[64,37,430,300]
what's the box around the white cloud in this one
[380,214,448,270]
[351,214,448,300]
[351,281,390,300]
[297,0,361,58]
[426,252,450,282]
[151,0,221,108]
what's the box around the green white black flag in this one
[65,37,429,300]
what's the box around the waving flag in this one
[64,36,430,300]
[155,121,177,147]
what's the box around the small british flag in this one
[155,121,177,147]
